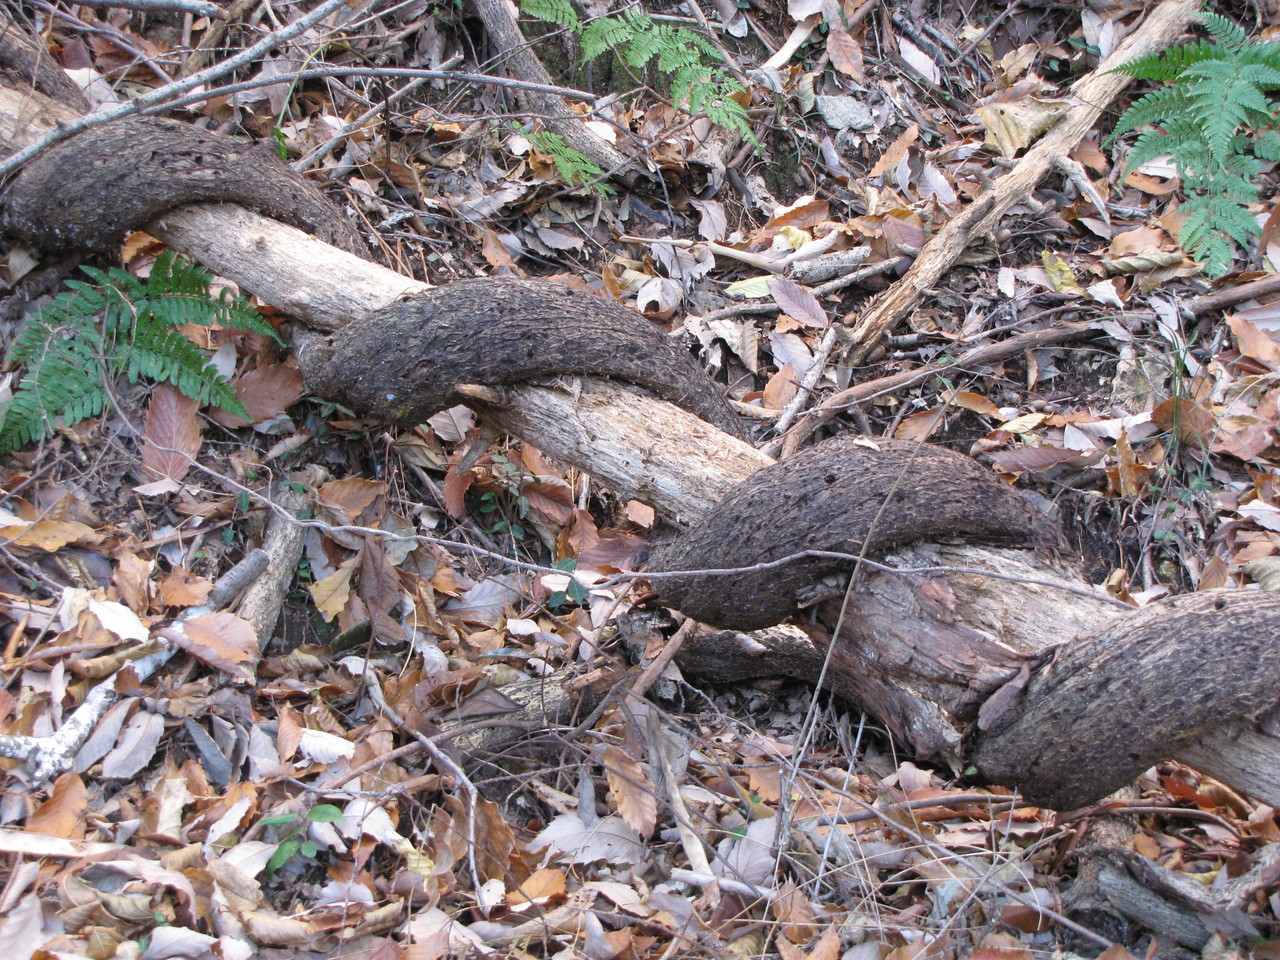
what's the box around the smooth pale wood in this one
[150,204,427,330]
[1178,725,1280,810]
[462,380,771,527]
[0,86,79,147]
[0,828,127,859]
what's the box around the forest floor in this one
[2,0,1280,958]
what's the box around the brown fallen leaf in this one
[603,744,657,838]
[213,363,306,429]
[25,771,88,839]
[169,611,259,679]
[140,383,201,489]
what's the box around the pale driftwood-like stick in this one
[834,0,1199,365]
[237,480,312,643]
[75,0,222,16]
[0,550,268,784]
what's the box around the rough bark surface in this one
[0,10,89,112]
[974,590,1280,809]
[652,437,1066,630]
[296,278,747,440]
[2,116,368,256]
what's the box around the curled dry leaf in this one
[603,744,658,838]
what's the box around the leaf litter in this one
[2,0,1280,957]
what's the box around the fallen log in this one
[4,0,1280,814]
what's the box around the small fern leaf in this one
[1195,76,1271,160]
[522,0,578,28]
[1110,39,1222,83]
[1108,85,1191,145]
[580,16,632,61]
[1196,12,1249,56]
[1255,129,1280,161]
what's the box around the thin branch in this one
[0,549,269,783]
[0,0,360,178]
[73,0,222,15]
[155,65,601,116]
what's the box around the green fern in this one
[527,130,615,194]
[1109,12,1280,275]
[0,252,277,453]
[524,1,754,146]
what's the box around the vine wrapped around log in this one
[6,0,1280,816]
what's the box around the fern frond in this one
[1193,75,1275,159]
[527,130,615,196]
[1108,12,1280,277]
[1179,192,1258,273]
[522,0,578,28]
[0,253,263,453]
[1107,86,1191,144]
[579,16,632,61]
[1196,12,1249,56]
[1110,39,1223,83]
[1254,129,1280,160]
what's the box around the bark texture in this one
[974,590,1280,809]
[295,278,747,440]
[652,437,1065,630]
[0,10,89,112]
[5,0,1280,815]
[3,116,368,256]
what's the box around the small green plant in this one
[0,252,277,452]
[259,803,345,876]
[480,453,532,540]
[548,556,589,608]
[1108,12,1280,276]
[522,0,754,144]
[527,129,614,195]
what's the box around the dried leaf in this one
[310,556,358,622]
[603,744,658,838]
[690,199,728,241]
[975,99,1068,158]
[942,390,1000,417]
[768,277,827,328]
[1152,397,1216,449]
[113,549,153,612]
[894,407,944,442]
[140,383,201,486]
[158,567,214,607]
[173,611,259,678]
[827,29,865,81]
[1228,314,1280,366]
[317,477,386,523]
[442,464,474,519]
[804,927,842,960]
[625,500,655,527]
[101,710,166,779]
[299,728,357,764]
[25,771,88,837]
[869,123,919,178]
[897,36,939,83]
[0,518,96,552]
[508,867,567,905]
[758,363,795,411]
